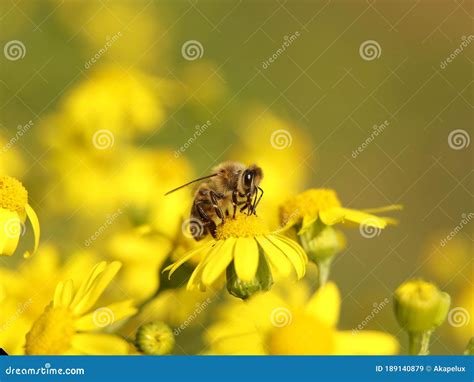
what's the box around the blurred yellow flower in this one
[121,287,214,337]
[450,286,474,347]
[106,230,172,302]
[0,176,39,257]
[60,66,168,141]
[205,281,399,355]
[280,188,401,233]
[165,214,307,299]
[232,108,313,228]
[44,147,193,238]
[24,261,136,355]
[0,246,99,354]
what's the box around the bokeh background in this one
[0,0,472,355]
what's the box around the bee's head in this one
[241,165,263,195]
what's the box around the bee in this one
[165,161,264,240]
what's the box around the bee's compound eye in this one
[243,171,253,187]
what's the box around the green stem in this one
[316,257,333,288]
[408,331,432,355]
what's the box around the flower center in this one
[267,311,335,355]
[280,189,341,224]
[0,176,28,212]
[25,306,75,355]
[135,321,175,355]
[215,214,269,240]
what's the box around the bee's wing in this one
[164,173,218,195]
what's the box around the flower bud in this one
[226,251,273,300]
[299,223,345,263]
[393,279,451,333]
[135,321,175,355]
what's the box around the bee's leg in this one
[252,187,264,215]
[209,191,225,223]
[232,190,239,219]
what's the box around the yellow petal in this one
[187,242,224,291]
[233,238,259,282]
[362,205,403,214]
[71,262,108,307]
[267,234,306,279]
[0,209,21,256]
[163,241,214,278]
[255,236,293,277]
[24,203,40,258]
[71,261,122,316]
[75,300,137,331]
[334,330,399,355]
[71,333,130,355]
[305,282,340,327]
[201,239,235,286]
[320,207,388,228]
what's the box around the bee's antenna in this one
[164,173,218,196]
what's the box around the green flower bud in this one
[394,279,451,333]
[135,321,175,355]
[226,250,273,300]
[299,222,345,263]
[464,338,474,355]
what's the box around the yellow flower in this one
[280,188,401,233]
[232,108,313,228]
[165,214,307,299]
[205,281,399,355]
[106,230,172,303]
[24,261,137,355]
[0,246,100,354]
[0,176,39,257]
